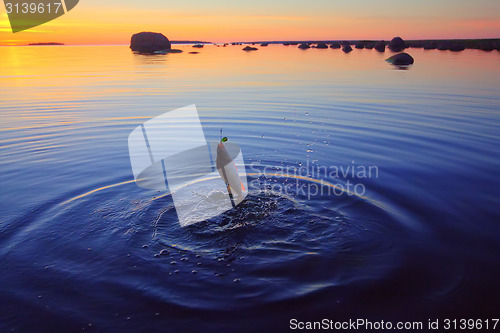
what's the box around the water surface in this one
[1,45,500,332]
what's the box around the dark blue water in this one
[1,45,499,332]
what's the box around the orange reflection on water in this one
[1,44,499,131]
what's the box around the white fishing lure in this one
[216,138,247,206]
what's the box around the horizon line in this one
[2,37,500,47]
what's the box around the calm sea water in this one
[1,45,499,332]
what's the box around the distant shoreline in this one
[28,42,65,46]
[237,38,500,44]
[2,38,498,47]
[170,40,211,44]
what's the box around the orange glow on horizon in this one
[1,7,499,46]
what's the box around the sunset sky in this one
[1,0,500,45]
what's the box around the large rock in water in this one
[388,36,405,52]
[386,52,414,66]
[315,42,328,49]
[374,41,385,52]
[130,32,171,53]
[330,42,341,49]
[298,43,310,49]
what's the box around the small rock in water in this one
[364,42,375,49]
[449,43,465,52]
[160,249,169,256]
[191,270,197,274]
[242,46,258,51]
[142,245,148,249]
[374,41,386,52]
[180,257,188,262]
[437,41,450,50]
[423,41,437,50]
[170,261,177,265]
[233,278,240,283]
[342,44,353,53]
[388,36,406,52]
[479,42,495,51]
[386,52,414,66]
